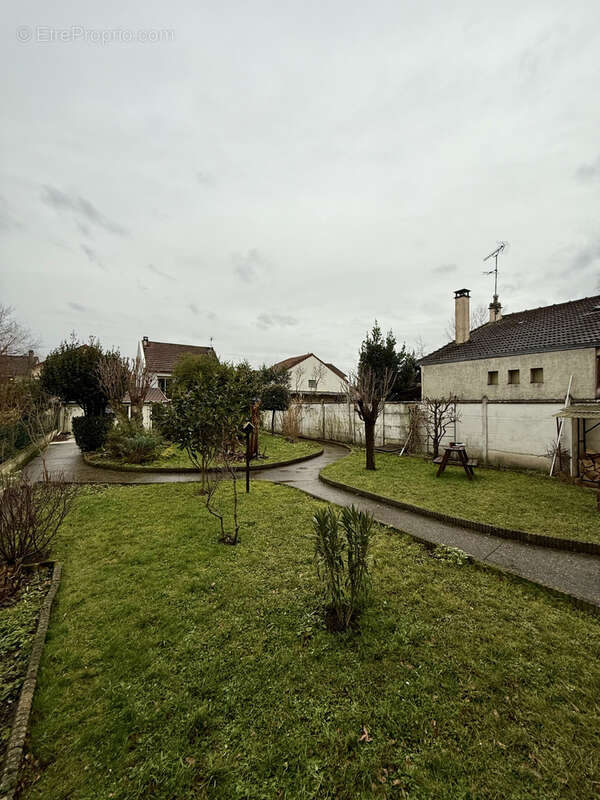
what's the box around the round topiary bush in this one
[72,415,113,452]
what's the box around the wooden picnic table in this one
[433,444,477,480]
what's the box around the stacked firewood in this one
[579,453,600,483]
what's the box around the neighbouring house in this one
[122,387,168,429]
[419,290,600,473]
[136,337,217,397]
[271,353,348,401]
[0,350,39,383]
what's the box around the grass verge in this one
[86,431,322,471]
[19,482,600,799]
[321,449,600,544]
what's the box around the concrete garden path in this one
[26,439,600,608]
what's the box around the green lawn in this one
[321,450,600,544]
[21,482,600,799]
[87,431,322,471]
[1,570,50,753]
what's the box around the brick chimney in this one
[454,289,470,344]
[489,295,502,323]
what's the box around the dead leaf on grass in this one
[358,725,373,743]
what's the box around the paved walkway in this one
[26,439,600,607]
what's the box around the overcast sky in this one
[2,1,599,371]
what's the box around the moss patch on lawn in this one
[322,449,600,544]
[87,431,322,471]
[19,482,600,799]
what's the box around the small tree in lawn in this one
[423,396,460,458]
[349,322,396,470]
[348,367,394,471]
[261,383,290,434]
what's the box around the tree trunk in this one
[271,409,275,435]
[364,418,376,470]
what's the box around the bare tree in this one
[444,303,488,341]
[423,396,460,458]
[347,367,394,470]
[310,361,326,392]
[205,429,242,545]
[0,305,38,357]
[97,354,129,423]
[97,354,151,425]
[127,356,152,424]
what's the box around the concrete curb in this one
[0,430,58,477]
[0,562,62,800]
[83,447,324,475]
[318,474,600,556]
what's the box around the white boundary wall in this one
[263,400,570,471]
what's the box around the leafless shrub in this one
[545,440,570,476]
[0,472,78,598]
[281,402,303,441]
[405,403,426,454]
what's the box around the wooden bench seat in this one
[433,456,478,468]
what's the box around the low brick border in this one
[83,447,324,475]
[319,474,600,556]
[0,562,62,800]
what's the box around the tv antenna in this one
[483,241,508,300]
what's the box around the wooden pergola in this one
[554,403,600,478]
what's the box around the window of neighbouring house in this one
[158,377,173,397]
[487,371,498,385]
[530,367,543,384]
[507,369,520,385]
[308,379,317,389]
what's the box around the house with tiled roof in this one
[0,350,39,383]
[271,353,348,401]
[137,337,217,397]
[420,291,600,402]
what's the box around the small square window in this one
[487,371,498,385]
[308,379,317,389]
[530,367,543,384]
[508,369,520,385]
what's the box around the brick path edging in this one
[0,562,62,800]
[318,474,600,556]
[83,447,324,474]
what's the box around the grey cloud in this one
[189,303,199,315]
[68,302,87,312]
[431,263,457,274]
[256,312,298,330]
[136,278,149,293]
[146,263,175,281]
[232,249,265,283]
[80,244,106,271]
[572,240,600,272]
[576,157,600,183]
[41,185,129,236]
[196,171,215,187]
